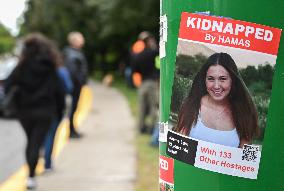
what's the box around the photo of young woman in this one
[174,52,259,148]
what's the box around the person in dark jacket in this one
[43,64,73,172]
[63,31,88,138]
[132,31,159,134]
[5,33,64,190]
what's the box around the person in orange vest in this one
[132,31,159,134]
[125,35,146,88]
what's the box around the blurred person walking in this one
[4,33,64,190]
[132,31,159,134]
[63,31,88,139]
[43,63,73,172]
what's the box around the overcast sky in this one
[206,42,277,68]
[0,0,27,36]
[178,39,277,68]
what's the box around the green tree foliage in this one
[170,54,206,123]
[258,63,274,89]
[170,76,192,123]
[239,65,258,87]
[239,64,275,141]
[0,23,15,55]
[175,54,207,78]
[19,0,159,73]
[239,64,274,97]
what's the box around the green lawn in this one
[99,73,159,191]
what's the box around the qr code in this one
[242,145,260,162]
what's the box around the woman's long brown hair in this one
[18,33,63,68]
[175,53,259,142]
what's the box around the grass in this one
[135,134,159,191]
[93,72,159,191]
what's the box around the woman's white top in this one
[189,115,240,147]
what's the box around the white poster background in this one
[194,140,261,179]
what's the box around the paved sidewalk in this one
[36,81,136,191]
